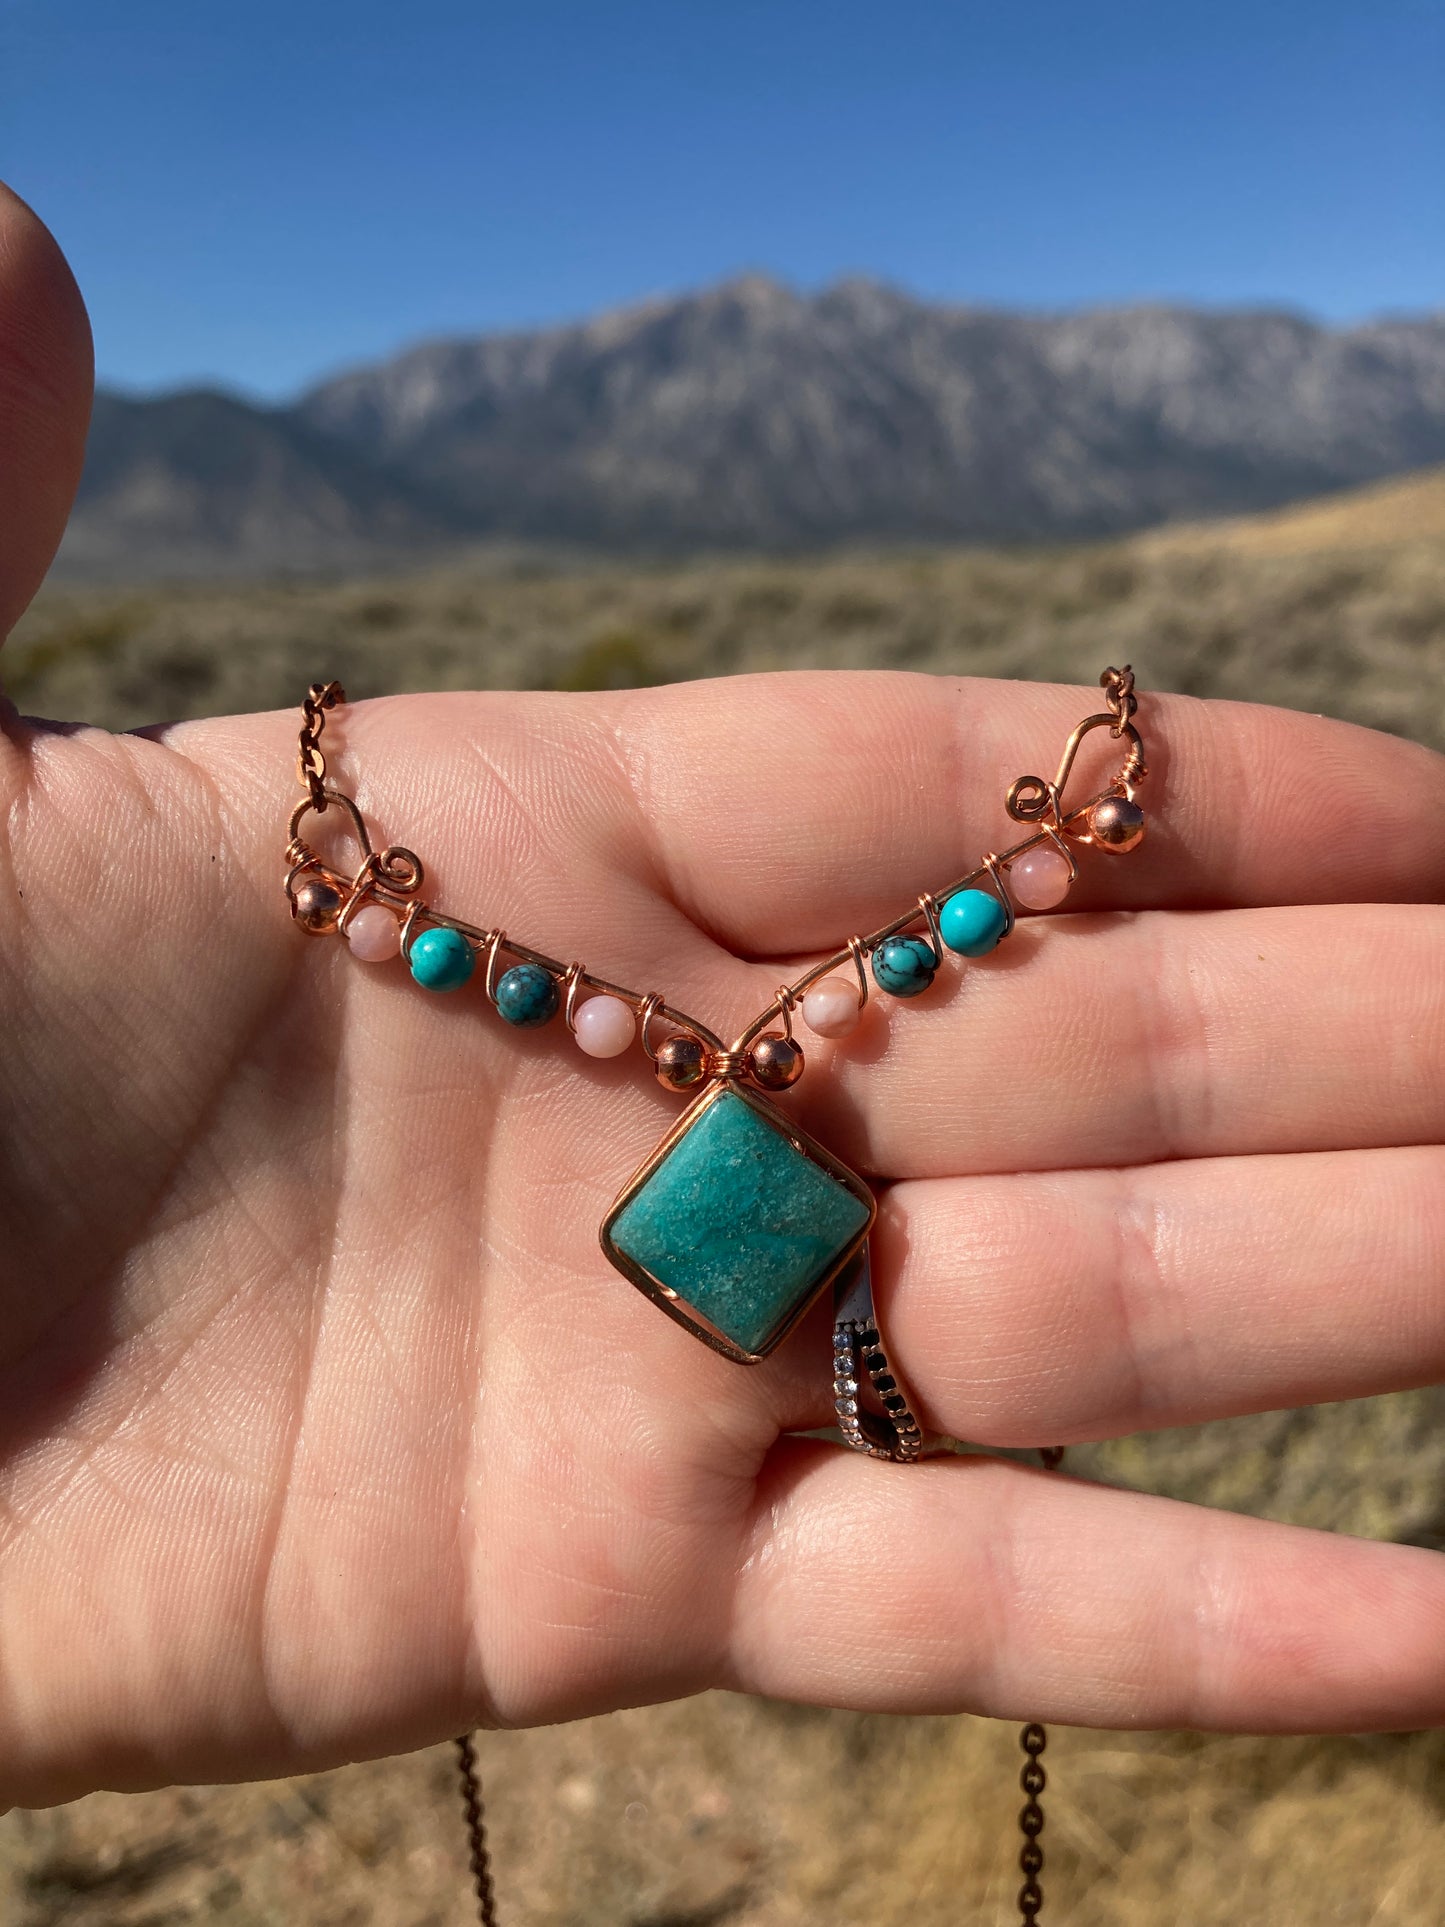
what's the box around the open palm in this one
[4,185,1445,1815]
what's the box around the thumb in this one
[0,181,93,645]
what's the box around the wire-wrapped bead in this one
[871,935,936,998]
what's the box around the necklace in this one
[283,666,1149,1923]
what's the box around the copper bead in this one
[1088,795,1146,853]
[292,876,344,932]
[748,1032,805,1090]
[654,1034,710,1093]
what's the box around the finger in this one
[728,1441,1445,1732]
[800,901,1445,1179]
[615,673,1445,954]
[0,182,93,643]
[775,1145,1445,1444]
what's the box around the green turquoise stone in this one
[940,887,1009,956]
[495,962,559,1027]
[408,925,475,992]
[872,934,936,998]
[607,1087,871,1356]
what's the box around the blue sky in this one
[3,1,1440,399]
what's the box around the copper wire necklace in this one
[283,666,1150,1924]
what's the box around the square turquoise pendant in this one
[601,1079,875,1363]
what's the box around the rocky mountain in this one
[63,390,461,578]
[58,276,1445,577]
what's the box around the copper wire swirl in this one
[373,845,425,894]
[1005,772,1061,825]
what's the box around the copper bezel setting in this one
[599,1076,878,1365]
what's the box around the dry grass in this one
[1143,467,1445,559]
[8,523,1445,751]
[8,1711,1445,1926]
[4,502,1445,1923]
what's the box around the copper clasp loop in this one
[286,786,427,931]
[1006,664,1148,839]
[284,787,372,916]
[287,785,372,867]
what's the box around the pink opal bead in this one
[574,993,636,1058]
[344,902,401,962]
[802,977,863,1038]
[1009,845,1073,911]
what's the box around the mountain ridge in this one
[60,275,1445,579]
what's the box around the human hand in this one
[3,184,1445,1812]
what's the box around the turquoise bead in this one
[872,935,936,998]
[408,925,475,992]
[606,1087,871,1357]
[940,887,1009,957]
[495,962,559,1028]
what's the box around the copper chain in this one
[455,1734,500,1927]
[452,1463,1069,1927]
[290,688,1104,1924]
[297,679,345,812]
[1016,1444,1065,1924]
[1018,1721,1050,1923]
[451,1477,1067,1927]
[1100,661,1137,727]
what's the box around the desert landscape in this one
[4,469,1445,1924]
